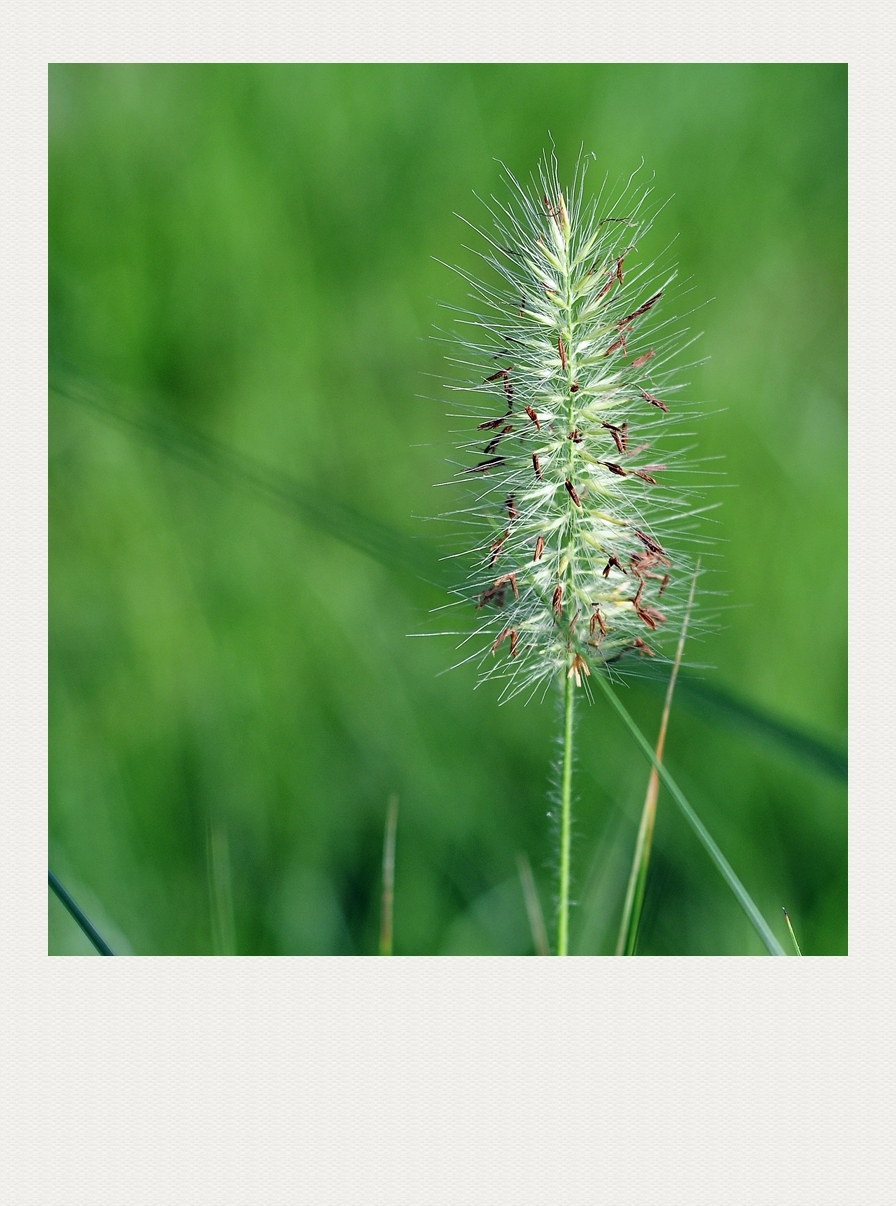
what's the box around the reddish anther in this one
[494,573,519,600]
[532,453,543,480]
[640,390,669,412]
[601,420,628,455]
[552,584,564,619]
[632,638,656,657]
[534,535,545,562]
[483,424,513,455]
[631,349,655,369]
[524,405,541,431]
[635,530,665,555]
[619,290,663,328]
[558,337,568,371]
[565,479,582,507]
[600,461,628,478]
[488,530,509,567]
[589,608,607,637]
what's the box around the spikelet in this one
[435,151,709,702]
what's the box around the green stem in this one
[557,667,575,956]
[593,674,787,956]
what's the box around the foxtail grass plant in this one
[433,150,786,956]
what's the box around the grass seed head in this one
[435,150,710,702]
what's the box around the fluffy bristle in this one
[433,150,713,702]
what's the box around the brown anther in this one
[506,495,519,522]
[565,479,582,507]
[636,605,667,630]
[524,405,541,431]
[616,256,625,284]
[477,583,506,610]
[478,416,507,431]
[618,291,663,329]
[492,628,512,654]
[602,554,627,578]
[567,653,591,687]
[630,549,671,575]
[558,337,568,371]
[659,574,670,596]
[635,530,665,555]
[632,637,656,657]
[601,420,628,455]
[600,461,628,478]
[640,389,668,412]
[605,334,627,358]
[494,572,519,600]
[631,349,655,369]
[510,629,519,658]
[483,425,514,455]
[533,535,545,562]
[552,584,564,619]
[532,453,543,480]
[589,608,607,637]
[567,429,583,443]
[488,530,509,567]
[595,275,614,302]
[484,369,509,383]
[570,382,580,392]
[569,609,580,633]
[466,457,505,474]
[633,470,657,485]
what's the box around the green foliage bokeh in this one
[49,64,846,955]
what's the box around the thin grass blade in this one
[592,676,787,956]
[379,794,399,956]
[207,823,237,955]
[48,870,115,955]
[516,850,550,955]
[616,562,700,956]
[783,908,802,955]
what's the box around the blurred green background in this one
[49,64,846,955]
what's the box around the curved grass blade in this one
[617,563,700,956]
[48,869,115,955]
[516,850,550,956]
[783,907,802,955]
[49,370,453,592]
[591,677,787,956]
[51,367,846,782]
[647,670,847,782]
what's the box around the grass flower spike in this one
[434,151,787,957]
[441,152,703,704]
